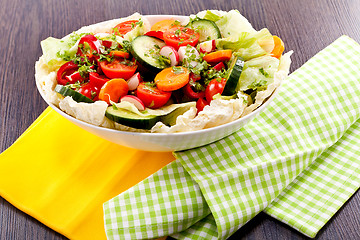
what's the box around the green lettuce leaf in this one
[237,55,280,91]
[215,9,256,38]
[114,101,196,123]
[40,33,83,71]
[203,10,222,22]
[123,19,147,42]
[216,28,273,60]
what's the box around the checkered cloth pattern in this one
[103,36,360,239]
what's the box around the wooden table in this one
[1,0,360,239]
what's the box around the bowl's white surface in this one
[37,15,278,152]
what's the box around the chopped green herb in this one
[172,66,185,74]
[259,68,269,77]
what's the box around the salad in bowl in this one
[35,10,291,149]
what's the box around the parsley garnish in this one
[259,68,269,77]
[120,40,132,52]
[172,66,185,74]
[78,64,96,78]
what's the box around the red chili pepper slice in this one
[144,30,164,40]
[56,61,79,85]
[89,72,110,88]
[77,35,101,61]
[183,73,204,100]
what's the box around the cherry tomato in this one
[99,58,137,80]
[205,78,227,102]
[89,72,110,88]
[78,83,100,100]
[112,20,139,36]
[56,61,79,85]
[196,98,209,113]
[163,27,200,50]
[77,35,101,61]
[136,82,172,109]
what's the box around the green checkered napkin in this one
[103,36,360,239]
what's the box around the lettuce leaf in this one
[114,101,196,118]
[203,10,222,22]
[237,55,280,91]
[216,28,273,60]
[123,19,147,42]
[215,10,256,38]
[40,33,83,71]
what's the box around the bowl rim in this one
[36,13,280,137]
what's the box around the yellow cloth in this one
[0,107,174,240]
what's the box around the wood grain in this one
[1,0,360,239]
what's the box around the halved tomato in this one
[78,82,100,100]
[163,27,200,50]
[99,58,137,80]
[112,20,139,36]
[136,82,172,109]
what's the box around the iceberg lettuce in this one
[216,28,274,60]
[40,36,78,71]
[214,9,256,37]
[237,55,280,91]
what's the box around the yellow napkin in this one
[0,107,174,240]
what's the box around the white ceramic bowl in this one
[36,15,279,152]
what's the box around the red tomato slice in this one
[99,58,137,80]
[112,20,139,36]
[163,27,200,50]
[110,50,130,59]
[136,82,172,109]
[78,82,100,100]
[205,78,226,102]
[56,61,80,85]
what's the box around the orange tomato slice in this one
[271,36,285,59]
[99,78,129,104]
[202,50,232,63]
[155,66,190,91]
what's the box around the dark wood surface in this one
[1,0,360,239]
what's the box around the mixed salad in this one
[35,10,291,133]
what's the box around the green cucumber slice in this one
[55,84,94,103]
[222,56,244,96]
[105,106,160,130]
[186,19,221,42]
[130,35,167,73]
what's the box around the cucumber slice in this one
[105,106,160,130]
[130,35,167,73]
[55,84,94,103]
[186,19,221,42]
[222,56,244,96]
